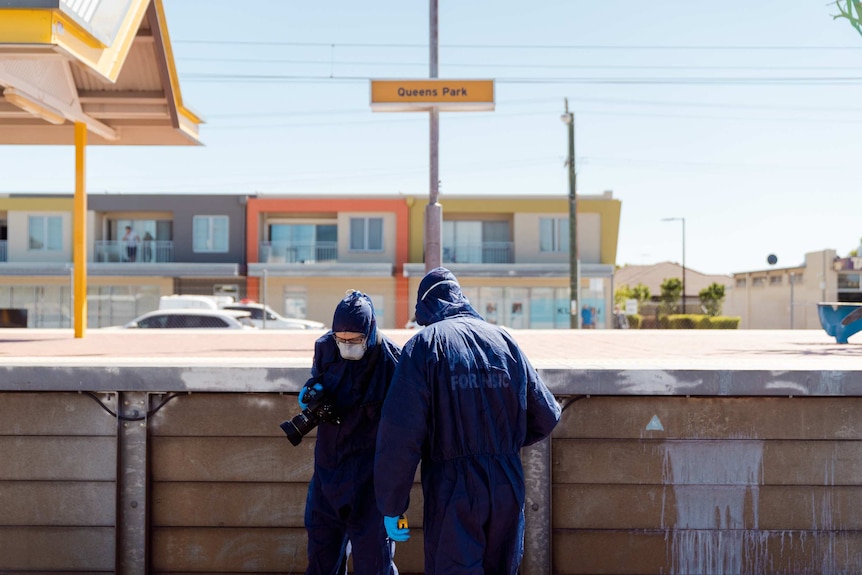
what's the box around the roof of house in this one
[614,261,732,296]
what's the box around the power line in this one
[175,39,862,51]
[205,107,862,130]
[182,72,862,85]
[205,96,862,120]
[180,56,859,72]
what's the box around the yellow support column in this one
[73,122,87,338]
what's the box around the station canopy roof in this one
[0,0,202,145]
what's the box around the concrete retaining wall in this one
[0,363,861,574]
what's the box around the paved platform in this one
[0,329,859,395]
[0,328,857,368]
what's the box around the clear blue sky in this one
[1,0,860,276]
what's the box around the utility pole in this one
[562,99,579,329]
[425,0,442,272]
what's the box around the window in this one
[839,273,860,290]
[752,276,767,287]
[349,217,383,252]
[28,215,62,251]
[443,220,512,263]
[769,276,783,286]
[540,217,568,252]
[193,216,229,253]
[269,223,337,262]
[735,278,747,288]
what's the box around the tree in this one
[614,282,651,312]
[659,277,682,315]
[699,282,726,317]
[833,0,862,36]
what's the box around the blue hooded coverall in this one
[374,268,561,574]
[302,291,401,575]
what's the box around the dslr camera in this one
[280,384,339,446]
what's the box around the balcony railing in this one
[93,240,174,263]
[259,241,337,264]
[442,241,514,264]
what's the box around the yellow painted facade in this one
[405,194,621,265]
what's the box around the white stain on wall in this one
[663,441,765,574]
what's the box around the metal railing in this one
[442,241,514,264]
[93,240,173,263]
[258,241,337,263]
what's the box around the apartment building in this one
[245,195,410,329]
[0,190,621,329]
[86,193,249,327]
[0,194,248,328]
[404,191,621,329]
[243,192,621,329]
[0,195,75,327]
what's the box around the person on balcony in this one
[142,231,154,262]
[298,290,402,575]
[122,226,140,262]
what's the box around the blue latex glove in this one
[298,383,323,410]
[384,515,410,542]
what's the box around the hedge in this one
[660,314,740,329]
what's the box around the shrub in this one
[666,314,698,329]
[708,316,741,329]
[659,314,740,329]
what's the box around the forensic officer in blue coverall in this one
[374,267,561,574]
[300,290,402,575]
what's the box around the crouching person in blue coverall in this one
[374,267,562,574]
[299,290,402,575]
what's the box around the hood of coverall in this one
[414,267,483,326]
[331,290,378,349]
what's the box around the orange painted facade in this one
[245,197,411,328]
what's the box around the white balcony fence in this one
[93,240,173,263]
[258,241,337,264]
[442,241,514,264]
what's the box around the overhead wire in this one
[175,40,862,51]
[181,72,862,86]
[181,55,858,72]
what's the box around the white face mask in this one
[337,340,367,360]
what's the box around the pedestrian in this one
[613,304,630,329]
[374,267,561,574]
[299,290,402,575]
[581,304,594,329]
[122,225,140,262]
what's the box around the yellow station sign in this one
[371,79,495,112]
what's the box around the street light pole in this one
[562,99,579,329]
[661,217,686,313]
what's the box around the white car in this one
[123,309,256,330]
[222,303,325,330]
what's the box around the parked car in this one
[123,309,256,330]
[158,294,234,311]
[222,302,325,330]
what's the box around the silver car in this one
[222,303,325,330]
[123,309,256,329]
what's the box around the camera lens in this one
[280,409,318,446]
